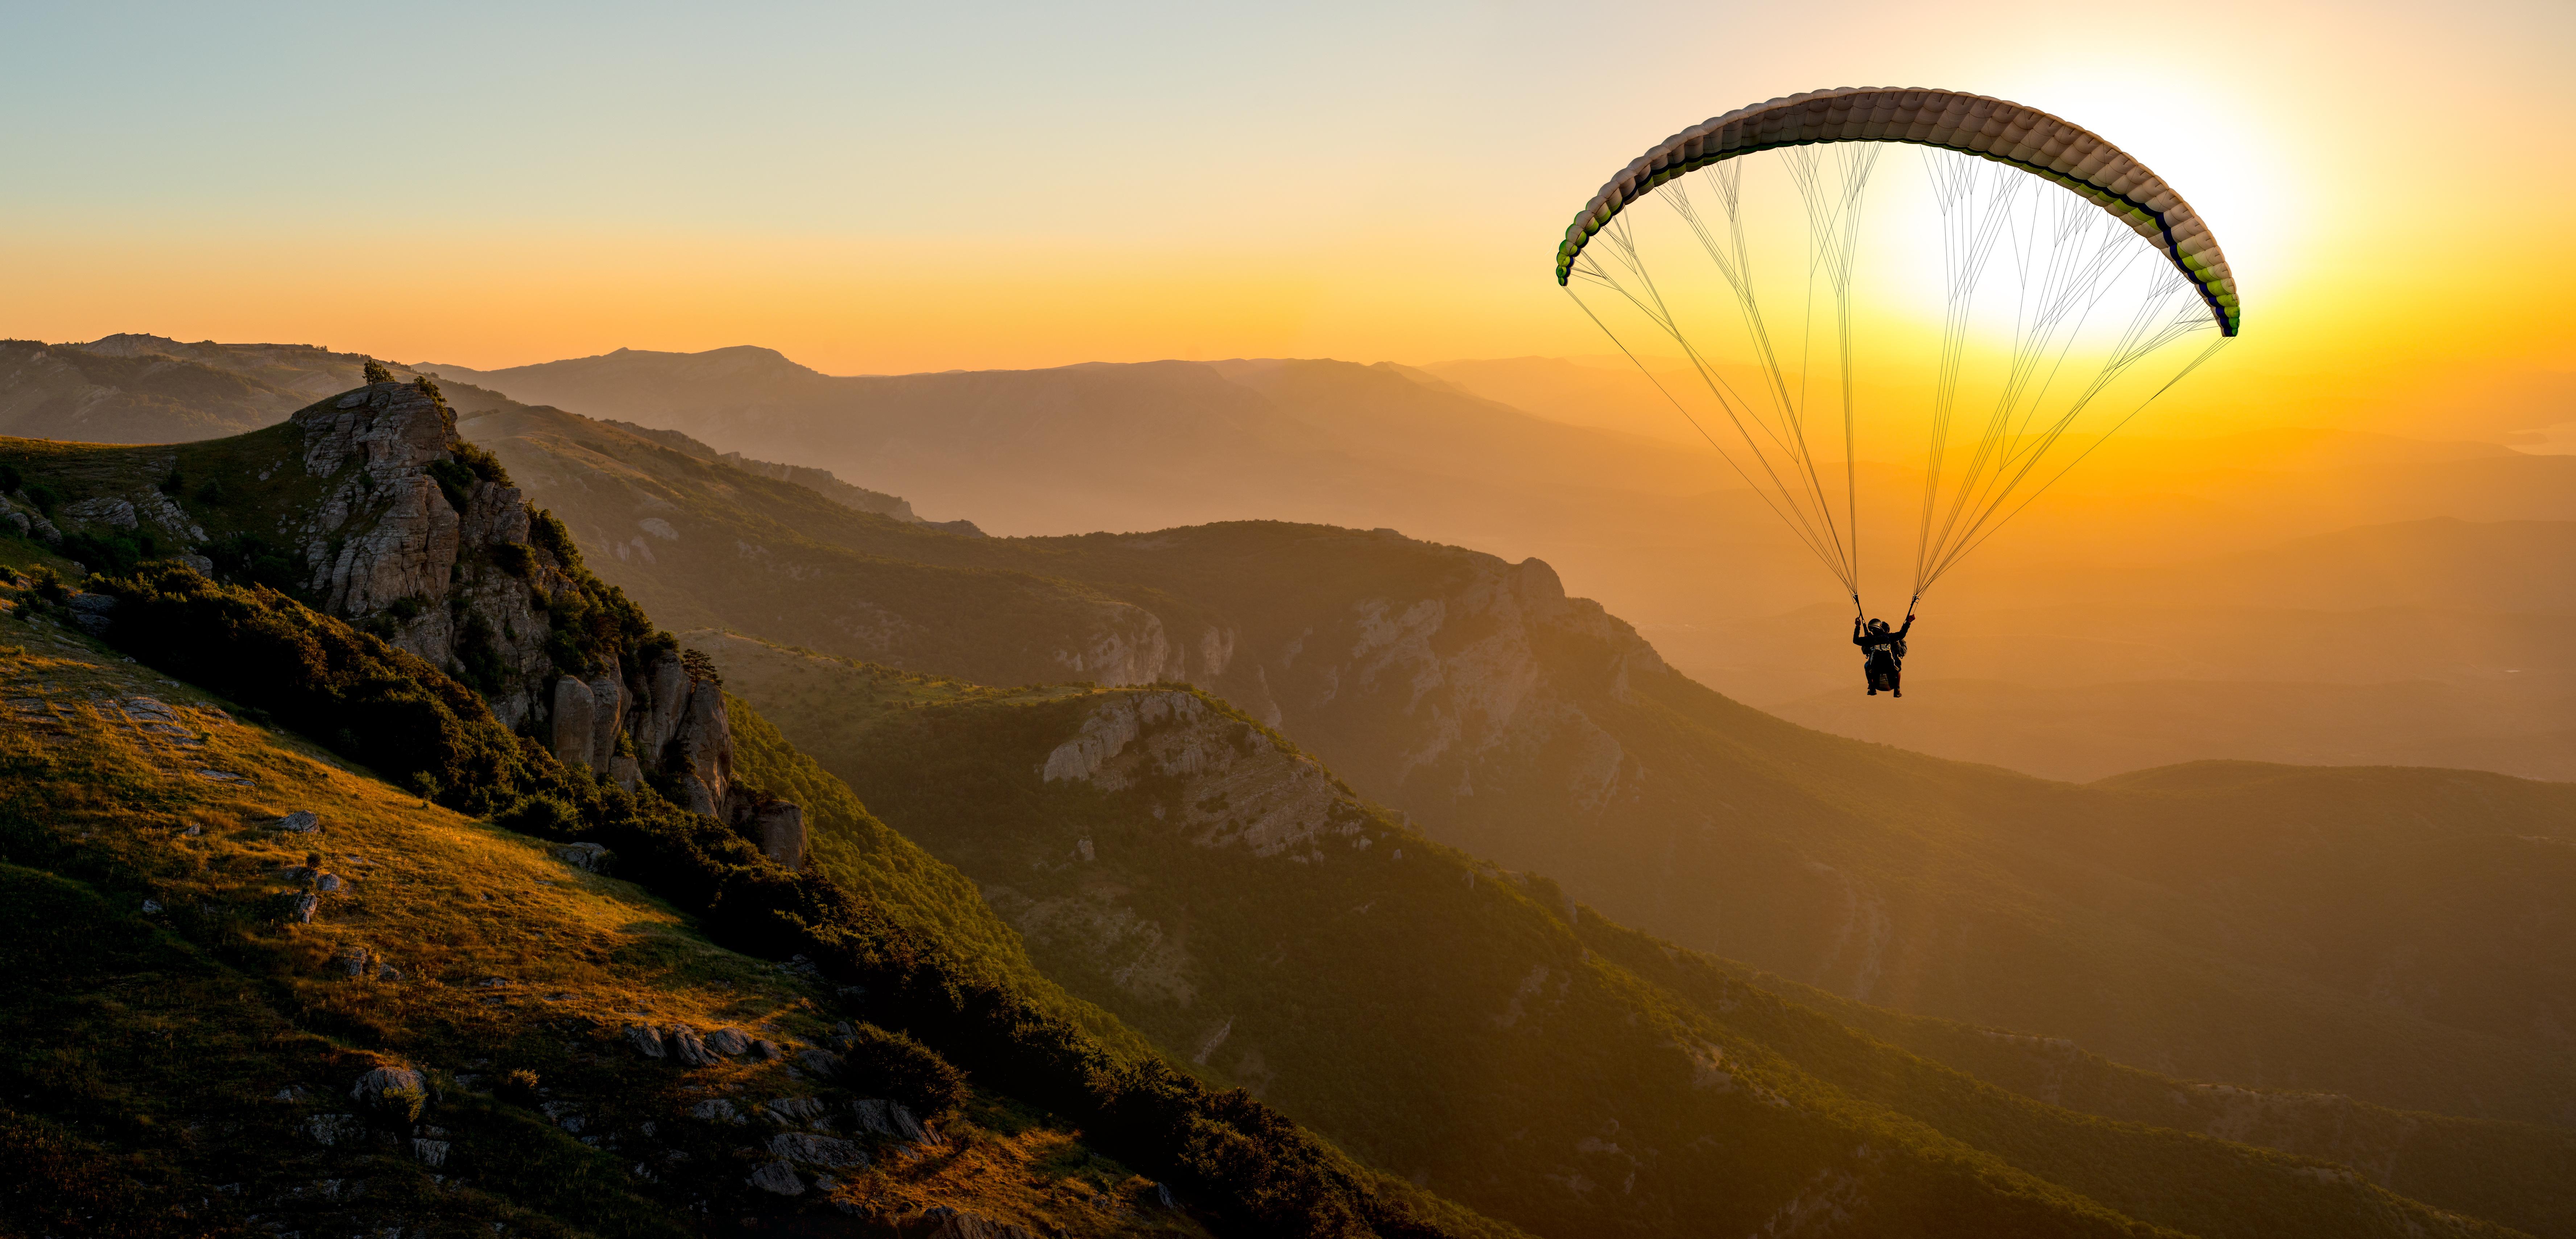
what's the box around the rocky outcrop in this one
[746,801,806,869]
[1042,689,1369,859]
[1203,552,1665,836]
[286,383,569,727]
[0,491,63,544]
[269,383,807,864]
[1049,604,1237,688]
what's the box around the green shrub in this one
[454,438,510,486]
[362,359,393,385]
[203,531,308,599]
[490,541,535,578]
[844,1023,966,1118]
[57,531,152,577]
[528,508,580,567]
[425,457,478,514]
[496,794,580,839]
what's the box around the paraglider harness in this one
[1855,597,1914,693]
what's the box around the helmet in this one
[1866,618,1889,633]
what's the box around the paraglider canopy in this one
[1554,86,2242,613]
[1556,87,2239,336]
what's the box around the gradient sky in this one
[3,1,2569,440]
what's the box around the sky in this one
[3,0,2571,441]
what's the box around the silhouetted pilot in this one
[1853,613,1914,697]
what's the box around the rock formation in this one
[35,378,807,869]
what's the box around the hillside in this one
[385,396,2576,1125]
[0,395,1517,1238]
[694,629,2563,1239]
[0,577,1219,1236]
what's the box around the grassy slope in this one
[0,581,1213,1238]
[699,629,2538,1239]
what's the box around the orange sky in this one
[2,1,2568,441]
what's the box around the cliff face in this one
[1185,548,1667,852]
[291,383,555,722]
[17,380,802,866]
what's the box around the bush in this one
[57,531,153,577]
[203,532,308,599]
[844,1023,967,1119]
[454,439,509,486]
[496,794,579,839]
[362,359,393,385]
[424,458,478,514]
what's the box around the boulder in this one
[797,1047,844,1079]
[690,1098,746,1124]
[749,801,806,870]
[666,1026,717,1067]
[765,1095,828,1125]
[768,1131,867,1168]
[624,1023,666,1058]
[350,1066,425,1108]
[336,945,373,977]
[65,592,117,635]
[278,810,322,833]
[411,1138,450,1168]
[554,842,611,873]
[852,1099,933,1141]
[705,1027,751,1055]
[293,893,320,923]
[60,496,137,530]
[747,1160,803,1196]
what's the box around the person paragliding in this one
[1552,88,2239,698]
[1852,612,1913,697]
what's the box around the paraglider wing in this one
[1555,87,2239,335]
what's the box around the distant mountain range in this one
[7,334,2566,782]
